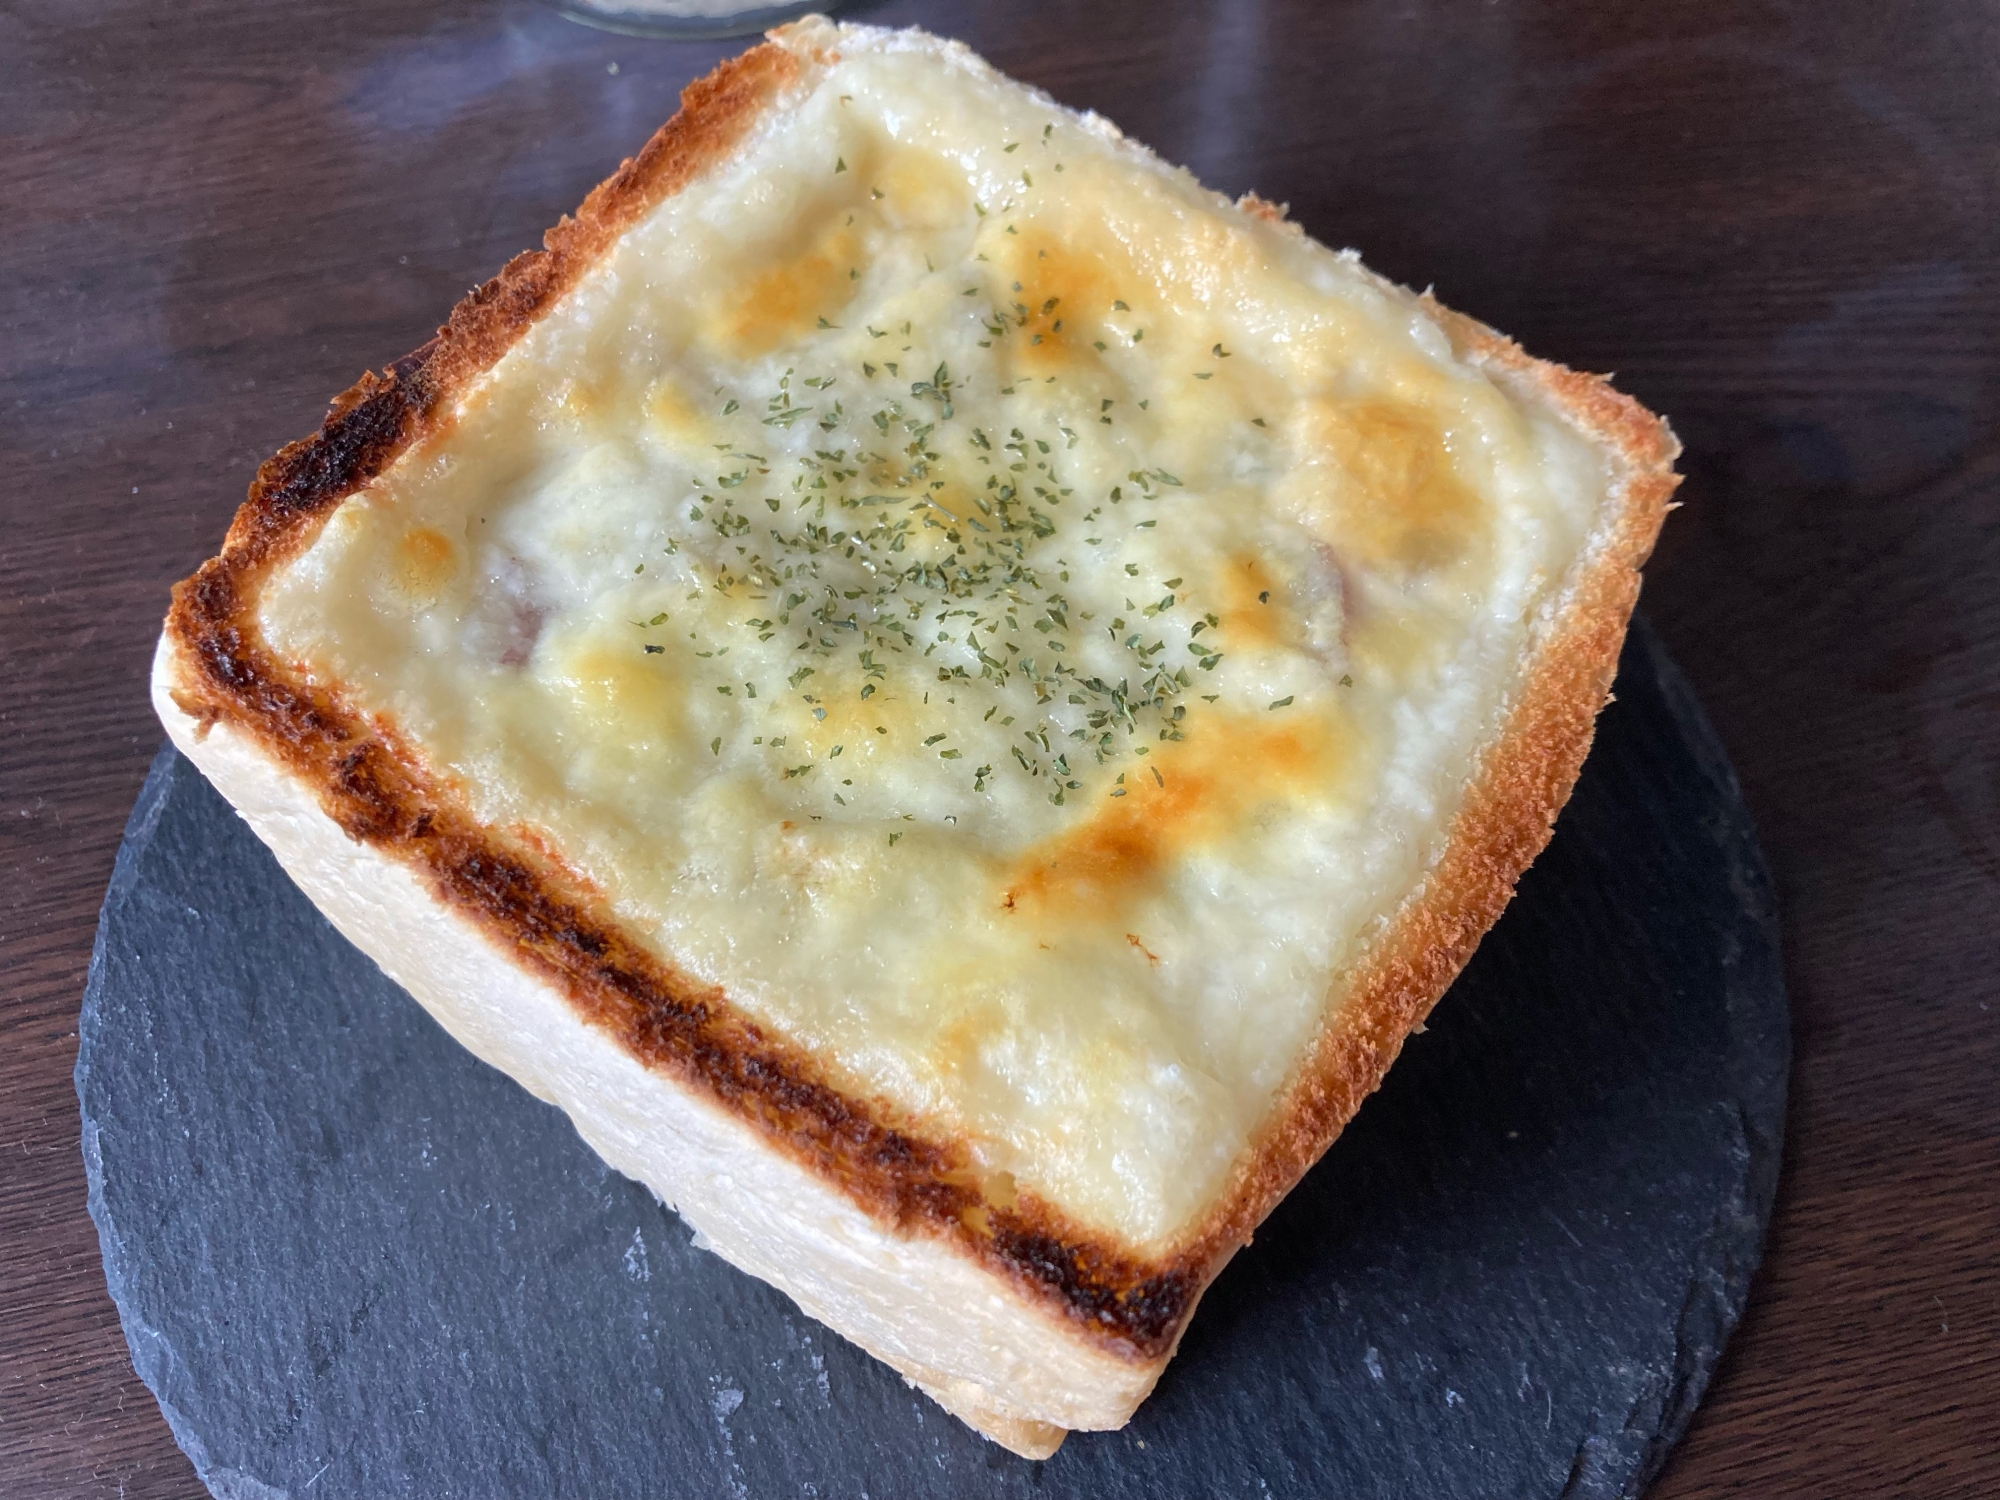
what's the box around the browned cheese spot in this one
[644,380,709,447]
[873,147,970,233]
[715,218,862,358]
[1221,554,1290,647]
[1296,398,1489,577]
[1000,715,1346,917]
[394,526,456,601]
[558,645,685,755]
[1000,231,1123,379]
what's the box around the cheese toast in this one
[155,18,1678,1457]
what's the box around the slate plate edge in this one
[78,743,290,1500]
[1585,616,1791,1500]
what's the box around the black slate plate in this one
[78,618,1787,1500]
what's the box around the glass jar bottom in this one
[551,0,840,41]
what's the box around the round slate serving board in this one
[77,618,1787,1500]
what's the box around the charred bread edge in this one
[156,19,1680,1425]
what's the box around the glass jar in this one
[553,0,840,40]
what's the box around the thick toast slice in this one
[155,18,1678,1458]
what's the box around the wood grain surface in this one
[2,1,1994,1495]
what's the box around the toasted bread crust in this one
[160,26,1677,1374]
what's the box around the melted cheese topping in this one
[257,26,1610,1250]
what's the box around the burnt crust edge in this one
[160,29,1678,1366]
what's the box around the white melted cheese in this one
[258,27,1609,1250]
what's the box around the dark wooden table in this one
[4,2,1995,1494]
